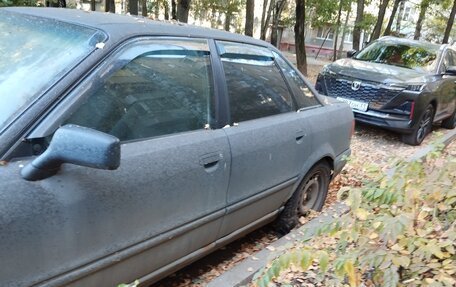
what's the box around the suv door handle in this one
[199,153,222,171]
[295,130,306,143]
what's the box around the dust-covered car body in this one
[0,7,352,286]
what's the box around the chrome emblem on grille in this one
[351,81,361,91]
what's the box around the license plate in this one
[336,97,368,112]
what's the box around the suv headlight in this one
[321,65,335,75]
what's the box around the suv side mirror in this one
[445,66,456,76]
[21,125,120,181]
[347,49,357,58]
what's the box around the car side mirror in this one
[21,124,120,181]
[444,66,456,76]
[347,49,357,58]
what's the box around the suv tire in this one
[402,104,434,146]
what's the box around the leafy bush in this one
[117,280,139,287]
[253,144,456,287]
[0,0,38,7]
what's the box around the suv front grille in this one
[324,74,402,110]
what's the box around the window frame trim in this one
[26,36,221,143]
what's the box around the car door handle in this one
[295,130,306,143]
[199,153,222,171]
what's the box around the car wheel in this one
[274,162,331,235]
[401,104,434,146]
[441,108,456,129]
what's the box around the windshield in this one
[0,10,105,132]
[354,39,439,71]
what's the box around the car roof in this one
[2,7,272,48]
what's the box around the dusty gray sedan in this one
[0,8,353,287]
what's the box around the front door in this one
[0,38,230,287]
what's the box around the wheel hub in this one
[299,174,320,214]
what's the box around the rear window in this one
[0,10,105,132]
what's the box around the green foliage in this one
[253,143,456,286]
[191,0,245,29]
[0,0,38,7]
[355,12,376,32]
[117,280,139,287]
[423,0,456,43]
[192,0,245,18]
[306,0,340,28]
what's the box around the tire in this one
[274,162,331,235]
[441,108,456,129]
[401,104,435,146]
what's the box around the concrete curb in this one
[206,128,456,287]
[408,128,456,162]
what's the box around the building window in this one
[403,7,411,21]
[316,27,334,40]
[344,31,353,43]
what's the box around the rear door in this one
[215,42,319,236]
[0,38,230,287]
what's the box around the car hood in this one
[327,58,429,84]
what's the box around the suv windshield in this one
[354,39,439,71]
[0,10,105,132]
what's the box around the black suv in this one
[316,36,456,145]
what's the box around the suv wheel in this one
[274,162,331,235]
[402,104,434,146]
[441,108,456,129]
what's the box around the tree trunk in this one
[142,0,147,16]
[210,7,217,28]
[261,0,275,40]
[443,0,456,43]
[396,0,405,33]
[338,6,351,59]
[164,0,170,20]
[177,0,191,23]
[129,0,138,15]
[154,0,160,18]
[384,0,401,35]
[260,0,269,40]
[371,0,390,41]
[353,0,364,50]
[224,12,232,31]
[91,0,96,11]
[110,0,115,13]
[270,0,286,47]
[295,0,307,75]
[171,0,177,20]
[414,0,429,40]
[245,0,255,36]
[333,0,343,61]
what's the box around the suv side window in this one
[217,41,294,123]
[442,49,456,73]
[273,52,321,109]
[64,39,213,142]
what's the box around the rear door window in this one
[217,41,294,123]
